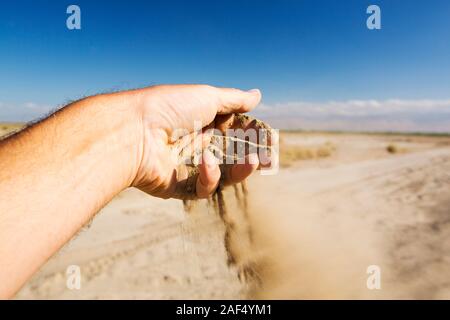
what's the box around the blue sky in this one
[0,0,449,131]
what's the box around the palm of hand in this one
[131,85,266,200]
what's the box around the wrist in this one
[81,91,145,190]
[122,87,166,189]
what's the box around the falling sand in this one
[179,116,389,299]
[181,113,273,288]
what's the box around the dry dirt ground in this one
[6,130,450,299]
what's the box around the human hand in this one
[129,84,264,199]
[0,83,267,297]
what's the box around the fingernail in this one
[248,88,260,94]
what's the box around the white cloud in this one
[0,102,54,122]
[1,98,449,133]
[251,99,450,132]
[24,102,53,112]
[253,99,450,118]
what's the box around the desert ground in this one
[2,124,450,299]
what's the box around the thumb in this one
[213,87,262,115]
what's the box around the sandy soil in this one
[14,132,450,299]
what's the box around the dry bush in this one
[279,141,335,167]
[386,144,398,154]
[0,123,24,138]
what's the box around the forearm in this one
[0,84,262,298]
[0,92,143,297]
